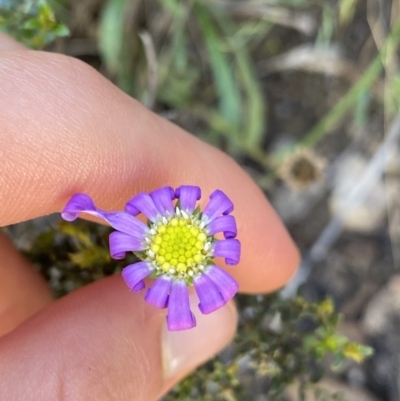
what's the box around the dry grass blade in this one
[258,44,360,80]
[138,30,159,110]
[219,0,317,36]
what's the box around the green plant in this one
[0,0,69,49]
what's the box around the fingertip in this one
[162,294,237,381]
[256,234,300,293]
[0,274,237,401]
[251,209,300,293]
[0,232,53,337]
[224,180,300,294]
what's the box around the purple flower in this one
[61,185,240,331]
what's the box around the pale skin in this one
[0,33,299,400]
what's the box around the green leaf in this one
[52,22,69,37]
[339,0,360,26]
[204,3,266,149]
[98,0,131,74]
[69,248,111,269]
[195,3,241,128]
[22,18,42,30]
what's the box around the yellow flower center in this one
[146,217,210,276]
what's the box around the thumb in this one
[0,275,236,401]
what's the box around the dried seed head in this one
[279,147,326,190]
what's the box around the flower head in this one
[62,185,240,331]
[279,147,326,191]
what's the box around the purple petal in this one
[167,281,196,331]
[204,265,239,302]
[61,193,97,221]
[132,280,145,292]
[62,193,149,238]
[145,276,172,308]
[150,186,175,216]
[109,231,145,259]
[175,185,201,213]
[122,262,152,292]
[125,192,159,222]
[202,190,234,224]
[206,215,237,239]
[194,274,226,314]
[212,239,241,265]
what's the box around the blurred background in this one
[1,0,400,400]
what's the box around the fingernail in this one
[162,291,237,379]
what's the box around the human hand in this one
[0,33,299,401]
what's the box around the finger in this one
[0,33,26,51]
[0,231,52,336]
[0,34,51,337]
[0,275,237,401]
[0,50,299,293]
